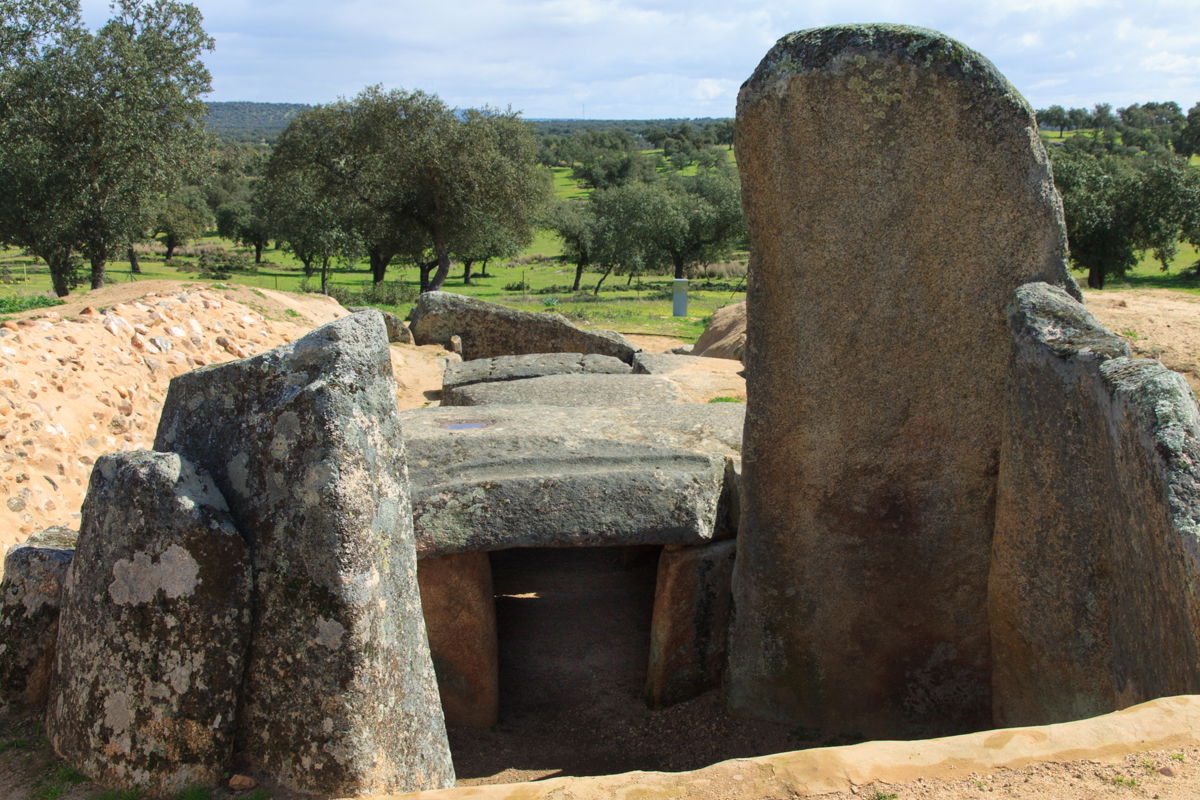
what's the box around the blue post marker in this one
[672,278,688,317]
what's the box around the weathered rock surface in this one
[690,301,746,361]
[349,306,413,344]
[991,282,1200,726]
[409,291,639,363]
[0,526,76,712]
[442,373,690,407]
[46,451,250,794]
[728,24,1078,736]
[418,552,498,728]
[443,352,630,391]
[646,540,737,709]
[154,312,454,794]
[400,404,744,557]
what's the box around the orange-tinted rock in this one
[646,540,736,709]
[418,551,498,727]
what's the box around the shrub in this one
[0,295,63,314]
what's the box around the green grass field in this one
[0,236,747,341]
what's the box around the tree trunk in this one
[672,253,686,280]
[593,265,614,295]
[479,259,491,278]
[45,249,74,297]
[462,259,473,285]
[320,259,329,294]
[573,261,585,292]
[164,235,178,261]
[127,246,141,274]
[254,242,263,263]
[1088,266,1104,289]
[418,260,437,292]
[89,252,106,290]
[369,249,390,284]
[427,238,453,292]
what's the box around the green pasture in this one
[0,237,746,341]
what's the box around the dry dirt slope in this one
[0,280,449,556]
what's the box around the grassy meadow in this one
[4,146,1198,335]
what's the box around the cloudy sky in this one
[80,0,1200,119]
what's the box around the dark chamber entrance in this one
[446,546,809,785]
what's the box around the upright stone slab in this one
[991,283,1200,726]
[728,25,1078,736]
[154,312,454,794]
[417,552,498,728]
[0,527,75,713]
[646,540,736,709]
[46,452,250,794]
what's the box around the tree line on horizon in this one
[2,0,1199,298]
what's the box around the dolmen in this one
[2,313,455,796]
[405,402,746,722]
[728,22,1200,739]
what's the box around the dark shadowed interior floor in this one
[447,546,818,786]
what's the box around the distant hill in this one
[205,101,311,144]
[205,102,733,145]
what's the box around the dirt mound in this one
[0,281,447,555]
[1084,289,1200,396]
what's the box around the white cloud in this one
[76,0,1200,116]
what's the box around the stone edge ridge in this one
[1009,281,1200,577]
[741,23,1031,120]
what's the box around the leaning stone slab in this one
[401,404,744,557]
[409,291,639,362]
[46,452,250,795]
[0,527,76,713]
[443,352,630,391]
[728,24,1079,737]
[154,312,454,795]
[442,373,690,407]
[991,282,1200,726]
[646,540,737,709]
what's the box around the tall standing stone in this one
[154,312,454,794]
[728,25,1077,736]
[46,452,250,794]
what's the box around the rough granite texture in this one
[153,312,454,795]
[46,452,250,794]
[991,282,1200,726]
[442,353,631,391]
[646,540,737,709]
[400,404,744,557]
[442,373,690,407]
[728,24,1078,737]
[417,552,498,728]
[409,291,639,363]
[349,306,413,344]
[0,526,76,713]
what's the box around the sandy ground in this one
[0,281,449,556]
[1083,289,1200,397]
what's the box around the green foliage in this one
[708,396,743,403]
[0,0,214,295]
[0,294,62,313]
[157,186,215,260]
[205,100,311,144]
[90,790,143,800]
[173,785,212,800]
[195,247,253,279]
[865,792,897,800]
[33,765,88,800]
[265,87,550,293]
